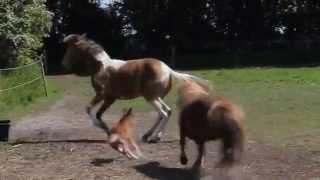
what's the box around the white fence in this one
[0,60,48,96]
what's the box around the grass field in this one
[0,75,60,119]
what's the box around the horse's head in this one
[109,108,144,159]
[62,33,106,76]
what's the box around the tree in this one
[45,0,124,73]
[0,0,52,68]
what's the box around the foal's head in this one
[109,108,143,159]
[62,33,109,76]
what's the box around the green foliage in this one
[0,0,52,67]
[0,0,53,116]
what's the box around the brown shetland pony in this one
[109,108,143,159]
[62,34,206,148]
[176,81,245,170]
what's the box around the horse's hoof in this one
[147,136,161,143]
[141,134,151,143]
[180,156,188,165]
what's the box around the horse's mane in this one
[63,34,111,59]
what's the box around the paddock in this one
[0,95,318,180]
[1,69,320,179]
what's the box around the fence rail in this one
[0,60,48,96]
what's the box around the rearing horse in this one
[62,33,206,143]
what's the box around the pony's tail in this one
[220,117,245,168]
[209,104,245,167]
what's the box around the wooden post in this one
[40,61,48,97]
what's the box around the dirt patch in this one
[1,95,320,180]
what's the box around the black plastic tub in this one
[0,120,10,141]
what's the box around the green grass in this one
[0,72,60,119]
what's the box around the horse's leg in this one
[158,98,172,115]
[86,93,103,119]
[141,115,162,143]
[92,97,115,135]
[180,128,188,165]
[142,98,168,143]
[156,97,172,137]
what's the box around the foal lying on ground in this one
[109,108,143,159]
[177,81,245,169]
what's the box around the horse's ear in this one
[80,33,87,38]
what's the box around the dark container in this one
[0,120,10,141]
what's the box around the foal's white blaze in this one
[159,62,171,83]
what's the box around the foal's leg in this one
[142,98,168,143]
[92,97,115,135]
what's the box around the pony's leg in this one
[142,99,168,143]
[193,142,205,169]
[180,129,188,165]
[92,97,115,135]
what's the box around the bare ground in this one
[1,95,320,180]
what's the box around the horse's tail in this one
[170,69,202,82]
[168,66,211,91]
[208,101,245,167]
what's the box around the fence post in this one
[40,61,48,97]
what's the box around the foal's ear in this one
[127,108,133,114]
[122,108,133,117]
[122,108,128,113]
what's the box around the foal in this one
[177,81,245,169]
[109,108,143,159]
[62,34,206,144]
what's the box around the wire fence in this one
[0,60,47,95]
[0,60,48,114]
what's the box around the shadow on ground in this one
[134,162,212,180]
[91,158,115,166]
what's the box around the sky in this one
[100,0,110,7]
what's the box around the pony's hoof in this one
[180,156,188,165]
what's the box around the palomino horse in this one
[176,81,245,170]
[62,33,205,144]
